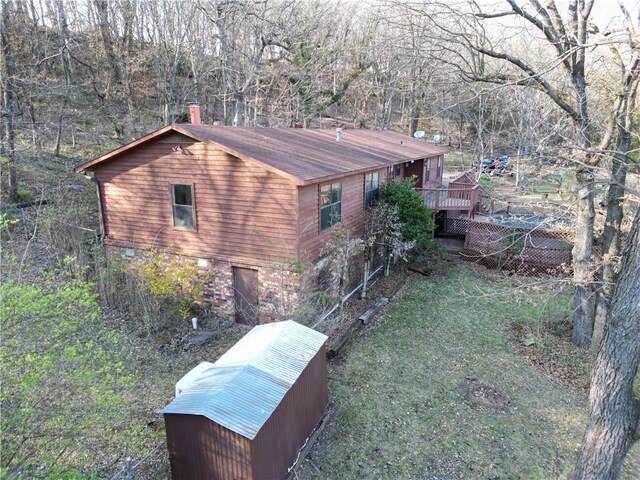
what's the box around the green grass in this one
[294,268,640,479]
[443,151,472,167]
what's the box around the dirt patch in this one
[467,382,511,410]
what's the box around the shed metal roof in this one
[75,125,447,185]
[160,320,328,440]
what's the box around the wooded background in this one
[4,0,617,161]
[2,1,639,478]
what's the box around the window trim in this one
[319,181,342,231]
[425,159,431,182]
[364,171,379,209]
[437,156,442,179]
[170,183,196,231]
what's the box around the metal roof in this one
[160,320,328,440]
[75,125,447,185]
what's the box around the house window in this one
[365,172,379,208]
[437,156,442,178]
[320,182,341,230]
[425,159,431,182]
[171,184,195,229]
[387,165,401,179]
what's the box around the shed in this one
[161,320,328,480]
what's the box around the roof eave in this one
[73,125,188,173]
[172,125,306,186]
[300,152,444,186]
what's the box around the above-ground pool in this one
[486,213,574,231]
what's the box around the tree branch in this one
[505,0,572,74]
[472,44,580,122]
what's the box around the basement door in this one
[233,267,258,325]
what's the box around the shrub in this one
[132,250,205,320]
[95,248,208,333]
[379,176,434,248]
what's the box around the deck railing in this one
[416,185,481,212]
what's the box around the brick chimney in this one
[188,103,201,125]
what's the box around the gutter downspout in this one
[92,176,106,241]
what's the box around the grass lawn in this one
[294,267,640,479]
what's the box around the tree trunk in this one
[233,90,246,127]
[54,0,72,157]
[593,69,638,346]
[409,103,419,137]
[571,166,596,347]
[572,205,640,479]
[593,149,627,346]
[361,258,370,299]
[1,0,18,200]
[384,245,391,277]
[94,0,122,86]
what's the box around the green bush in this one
[379,176,434,248]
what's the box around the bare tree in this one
[196,0,298,126]
[402,0,637,347]
[592,10,640,346]
[1,0,18,200]
[572,203,640,479]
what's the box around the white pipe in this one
[311,264,384,330]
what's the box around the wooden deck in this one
[417,185,481,213]
[423,195,473,209]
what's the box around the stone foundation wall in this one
[106,244,384,325]
[202,260,302,324]
[257,264,301,323]
[107,245,302,324]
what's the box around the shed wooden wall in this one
[251,344,328,479]
[297,167,389,262]
[164,413,252,480]
[94,141,299,266]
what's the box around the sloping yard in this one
[294,267,640,479]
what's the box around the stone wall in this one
[107,245,303,325]
[105,244,384,325]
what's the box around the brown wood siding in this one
[95,142,298,266]
[164,413,252,480]
[436,155,443,182]
[423,155,443,187]
[157,133,195,143]
[297,168,386,262]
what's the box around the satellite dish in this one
[413,130,425,139]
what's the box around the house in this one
[75,106,451,324]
